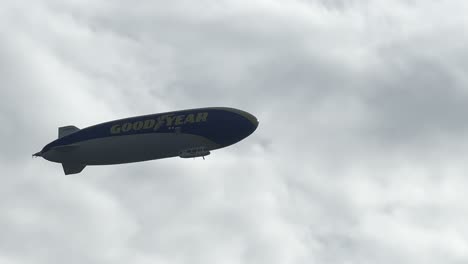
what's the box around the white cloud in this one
[2,0,468,263]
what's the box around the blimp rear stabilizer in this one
[34,107,259,175]
[59,126,80,138]
[62,163,87,175]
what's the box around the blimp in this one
[33,107,259,175]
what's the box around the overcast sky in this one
[2,0,468,263]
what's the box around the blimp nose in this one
[251,116,259,130]
[242,111,259,130]
[253,116,259,128]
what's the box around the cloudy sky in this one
[2,0,468,263]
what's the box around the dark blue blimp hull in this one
[34,107,259,174]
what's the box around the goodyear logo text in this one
[110,112,208,134]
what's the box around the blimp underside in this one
[62,133,219,165]
[34,107,259,175]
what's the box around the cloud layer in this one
[2,0,468,263]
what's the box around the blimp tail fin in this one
[59,126,80,138]
[62,163,86,175]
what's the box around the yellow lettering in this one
[184,114,195,124]
[154,116,164,131]
[143,119,155,129]
[196,112,208,122]
[110,124,121,134]
[175,115,185,125]
[133,121,144,130]
[165,115,175,126]
[122,123,132,132]
[154,114,172,131]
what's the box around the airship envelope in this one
[33,107,259,175]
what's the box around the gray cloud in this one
[2,0,468,263]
